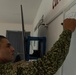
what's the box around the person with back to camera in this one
[0,18,76,75]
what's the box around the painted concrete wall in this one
[47,13,63,75]
[33,0,75,75]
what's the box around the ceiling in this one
[0,0,42,24]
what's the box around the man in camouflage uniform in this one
[0,18,76,75]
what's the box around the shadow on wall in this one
[38,25,47,37]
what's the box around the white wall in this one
[0,23,33,36]
[47,13,63,75]
[45,0,74,24]
[33,0,74,30]
[33,0,52,36]
[46,14,63,51]
[33,0,75,75]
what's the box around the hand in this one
[63,18,76,32]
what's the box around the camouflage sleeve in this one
[31,30,72,75]
[0,63,17,75]
[0,30,72,75]
[16,30,72,75]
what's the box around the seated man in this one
[0,18,76,75]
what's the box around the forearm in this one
[32,30,72,75]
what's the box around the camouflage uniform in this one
[0,30,72,75]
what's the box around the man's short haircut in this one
[0,35,7,42]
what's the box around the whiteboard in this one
[62,1,76,75]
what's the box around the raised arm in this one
[16,19,76,75]
[28,19,76,75]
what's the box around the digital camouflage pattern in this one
[0,30,72,75]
